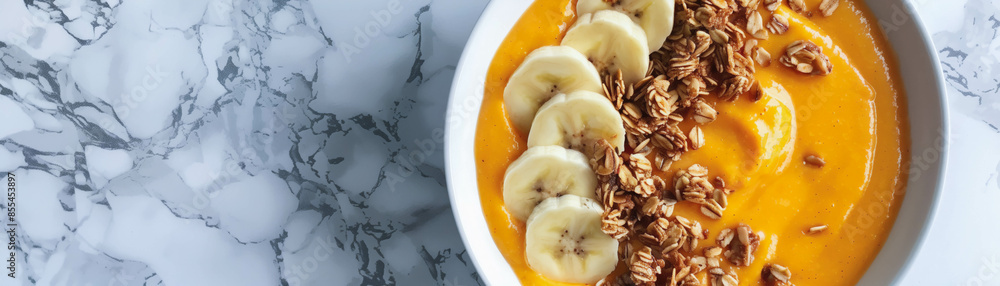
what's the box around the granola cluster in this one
[673,164,732,220]
[587,0,843,284]
[779,40,833,75]
[592,139,717,286]
[716,224,762,267]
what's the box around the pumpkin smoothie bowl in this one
[467,0,914,285]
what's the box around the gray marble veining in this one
[1,0,487,285]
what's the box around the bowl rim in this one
[855,0,950,283]
[444,0,949,284]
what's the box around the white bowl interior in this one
[444,0,948,284]
[856,0,949,284]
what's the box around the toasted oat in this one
[708,257,722,268]
[602,209,629,239]
[721,273,739,286]
[705,246,724,258]
[708,267,740,286]
[764,0,782,11]
[819,0,839,16]
[744,38,759,56]
[689,126,705,150]
[804,154,826,167]
[701,205,722,220]
[796,62,814,73]
[807,224,829,234]
[653,153,672,171]
[648,80,677,118]
[789,0,812,16]
[709,28,730,44]
[747,11,768,40]
[641,196,662,216]
[681,275,702,286]
[768,14,790,35]
[630,246,660,285]
[692,99,718,124]
[714,189,729,209]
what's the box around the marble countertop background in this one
[0,0,996,285]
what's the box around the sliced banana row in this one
[577,0,675,53]
[527,90,626,152]
[504,1,672,136]
[502,145,598,221]
[525,195,620,284]
[504,46,603,133]
[499,2,676,284]
[562,10,650,86]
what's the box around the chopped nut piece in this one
[763,263,792,283]
[718,224,761,266]
[807,224,829,234]
[713,176,726,188]
[796,62,814,73]
[819,0,839,16]
[805,154,826,167]
[767,14,790,35]
[754,47,772,67]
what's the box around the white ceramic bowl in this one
[445,1,948,284]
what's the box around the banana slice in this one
[503,145,599,221]
[577,0,675,52]
[562,10,650,85]
[504,46,604,133]
[525,195,619,284]
[526,90,626,153]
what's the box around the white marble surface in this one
[0,0,996,285]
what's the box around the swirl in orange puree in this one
[474,0,910,284]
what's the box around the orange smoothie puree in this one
[474,0,910,285]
